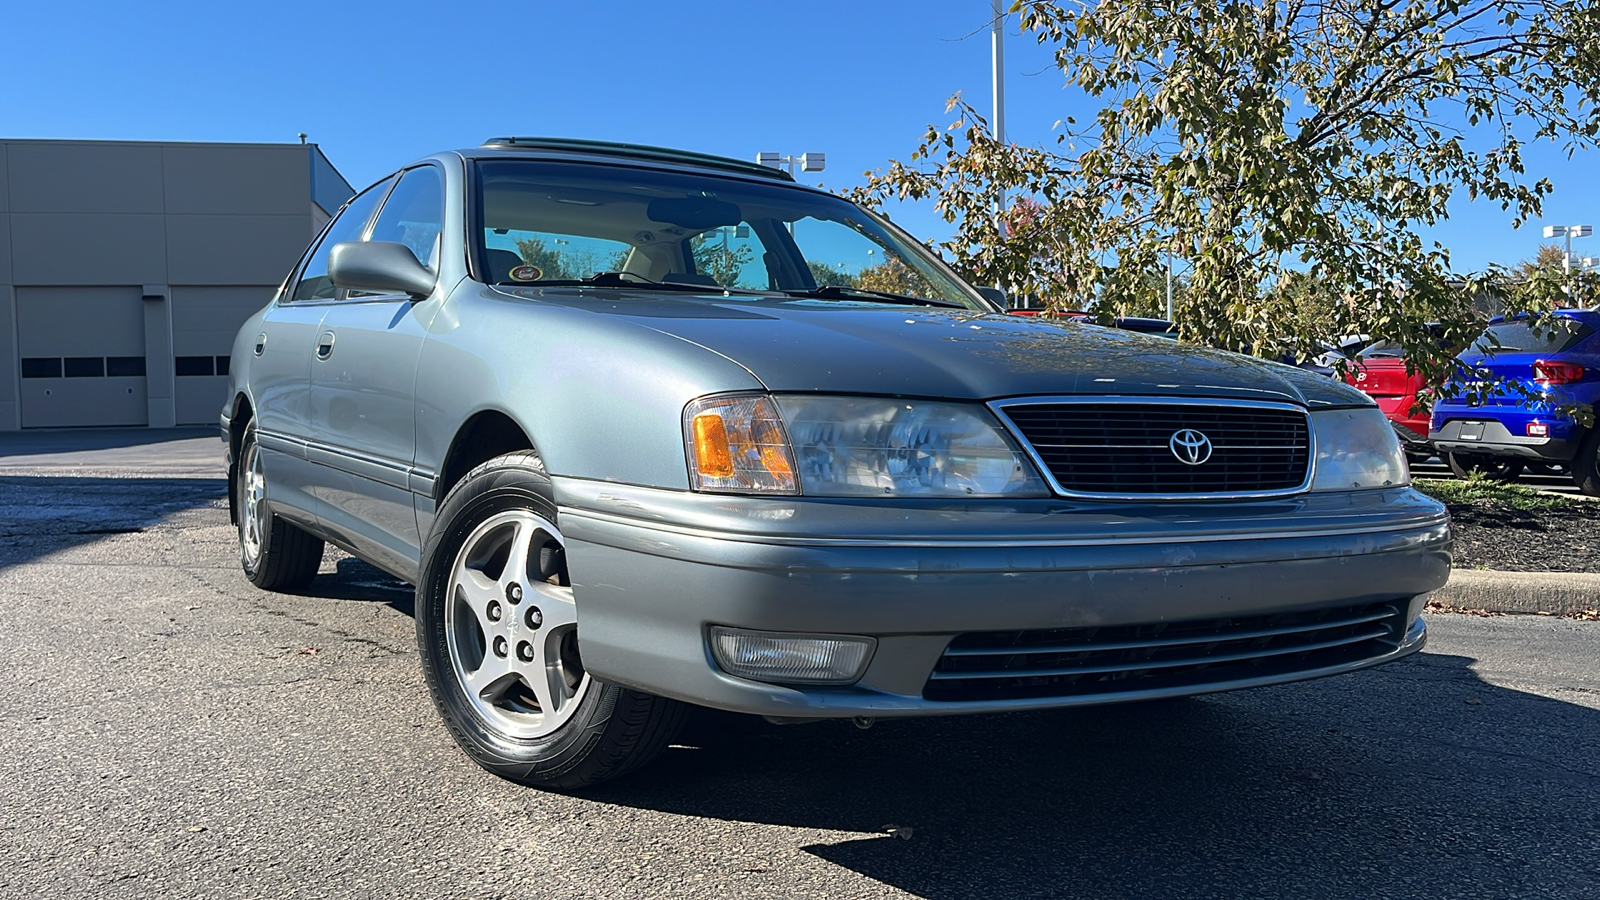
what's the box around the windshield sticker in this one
[509,264,543,282]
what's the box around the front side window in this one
[369,166,445,270]
[474,160,985,309]
[292,177,393,302]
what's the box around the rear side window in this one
[292,177,393,302]
[1471,320,1595,355]
[369,166,444,270]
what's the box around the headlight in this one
[1309,407,1409,491]
[777,395,1049,497]
[684,393,1049,497]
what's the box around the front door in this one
[253,176,394,528]
[308,164,445,577]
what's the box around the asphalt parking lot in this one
[1,430,1597,899]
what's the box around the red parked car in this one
[1344,339,1434,457]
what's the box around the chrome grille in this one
[924,601,1405,702]
[995,400,1311,497]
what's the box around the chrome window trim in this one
[987,396,1317,501]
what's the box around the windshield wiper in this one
[495,271,764,294]
[777,285,966,309]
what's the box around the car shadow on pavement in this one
[302,556,415,618]
[584,654,1599,899]
[0,475,226,572]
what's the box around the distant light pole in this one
[755,152,825,179]
[991,1,1009,299]
[1166,254,1174,322]
[1544,223,1593,299]
[757,152,826,236]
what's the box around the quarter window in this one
[292,177,393,302]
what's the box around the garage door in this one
[17,286,148,428]
[171,286,275,425]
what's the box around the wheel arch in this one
[226,392,254,526]
[435,409,538,505]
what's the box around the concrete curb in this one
[1432,569,1600,616]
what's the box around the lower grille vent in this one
[924,601,1406,702]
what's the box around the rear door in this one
[307,164,445,576]
[251,177,393,526]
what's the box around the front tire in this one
[1445,452,1524,482]
[415,452,687,789]
[237,421,324,591]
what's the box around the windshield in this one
[1468,319,1594,355]
[473,160,987,309]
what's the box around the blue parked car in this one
[1430,310,1600,491]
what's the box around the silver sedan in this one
[224,137,1451,788]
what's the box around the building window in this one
[106,357,147,377]
[214,356,231,376]
[64,357,105,378]
[21,358,62,379]
[175,356,216,376]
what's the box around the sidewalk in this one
[1431,569,1600,617]
[0,427,225,478]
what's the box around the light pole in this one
[1543,223,1593,300]
[1165,254,1173,322]
[991,0,1006,212]
[755,152,825,179]
[757,152,826,236]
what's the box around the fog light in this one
[1527,422,1549,437]
[708,627,876,685]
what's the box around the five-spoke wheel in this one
[446,510,590,740]
[415,452,686,789]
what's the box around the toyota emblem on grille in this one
[1169,429,1213,465]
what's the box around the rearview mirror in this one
[647,197,742,230]
[329,241,437,300]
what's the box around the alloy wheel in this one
[445,509,590,740]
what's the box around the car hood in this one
[492,287,1371,407]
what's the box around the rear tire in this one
[237,421,324,591]
[1445,452,1524,482]
[415,451,688,789]
[1571,430,1600,497]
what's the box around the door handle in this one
[254,333,267,356]
[315,331,336,360]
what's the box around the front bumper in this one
[555,478,1452,718]
[1430,418,1578,461]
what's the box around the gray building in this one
[0,139,353,430]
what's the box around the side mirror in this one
[976,286,1007,306]
[329,241,437,300]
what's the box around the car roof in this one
[462,137,798,184]
[1487,308,1600,325]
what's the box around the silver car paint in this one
[225,146,1452,717]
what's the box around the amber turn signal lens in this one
[682,394,799,494]
[692,414,735,477]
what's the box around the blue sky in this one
[1,0,1592,274]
